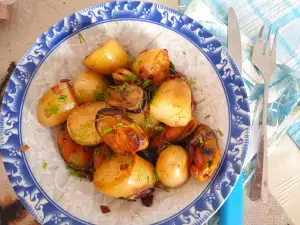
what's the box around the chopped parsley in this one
[95,147,102,155]
[183,51,187,55]
[129,123,135,128]
[154,125,164,132]
[78,32,85,43]
[126,73,137,83]
[142,80,151,88]
[162,185,170,192]
[170,61,176,74]
[42,162,47,169]
[214,128,224,137]
[114,84,127,93]
[92,90,105,102]
[58,94,67,103]
[205,114,211,119]
[187,77,196,89]
[44,104,59,117]
[89,168,95,173]
[199,136,204,144]
[105,151,113,159]
[153,171,159,182]
[207,160,213,168]
[103,127,113,134]
[66,165,89,181]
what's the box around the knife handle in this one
[219,175,244,225]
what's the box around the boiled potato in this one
[67,102,107,146]
[83,39,130,74]
[94,154,156,198]
[37,81,77,127]
[150,78,191,127]
[132,49,170,86]
[156,145,190,188]
[73,71,109,104]
[57,125,93,169]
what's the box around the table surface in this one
[0,0,295,225]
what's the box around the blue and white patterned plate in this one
[0,1,250,225]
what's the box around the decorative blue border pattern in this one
[0,1,250,225]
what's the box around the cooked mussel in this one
[95,108,149,154]
[112,68,141,85]
[106,84,147,114]
[93,154,156,198]
[150,116,198,150]
[189,124,221,182]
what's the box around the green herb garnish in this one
[205,114,211,119]
[214,128,224,137]
[66,165,89,181]
[105,151,113,159]
[170,61,176,75]
[199,137,204,144]
[95,147,102,155]
[103,128,113,134]
[125,153,131,166]
[187,77,196,89]
[89,168,95,173]
[126,73,137,83]
[42,162,47,169]
[58,94,67,103]
[183,51,186,55]
[129,123,135,128]
[44,104,59,116]
[154,125,164,132]
[154,171,159,182]
[78,32,85,43]
[162,185,170,192]
[142,80,151,88]
[92,90,105,102]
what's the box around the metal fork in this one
[250,25,279,201]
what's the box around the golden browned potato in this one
[57,125,93,169]
[37,81,77,127]
[94,154,156,198]
[132,49,170,86]
[156,145,190,188]
[150,78,191,127]
[67,102,107,146]
[73,71,109,104]
[83,39,130,74]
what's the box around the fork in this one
[250,25,279,201]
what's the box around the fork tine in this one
[252,25,265,65]
[271,28,279,58]
[258,25,265,40]
[265,25,272,55]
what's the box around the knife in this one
[219,7,244,225]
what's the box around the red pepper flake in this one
[100,205,111,214]
[20,144,30,152]
[120,164,129,170]
[191,101,196,111]
[51,84,62,95]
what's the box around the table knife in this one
[219,7,244,225]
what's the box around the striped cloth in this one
[182,0,300,224]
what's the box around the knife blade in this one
[219,7,244,225]
[227,7,242,72]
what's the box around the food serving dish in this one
[0,1,250,225]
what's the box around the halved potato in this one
[150,78,191,127]
[67,102,107,146]
[37,81,77,127]
[83,39,130,74]
[94,154,156,198]
[132,49,170,86]
[73,71,109,104]
[57,125,93,169]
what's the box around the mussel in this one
[95,108,149,154]
[107,84,147,114]
[188,124,221,182]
